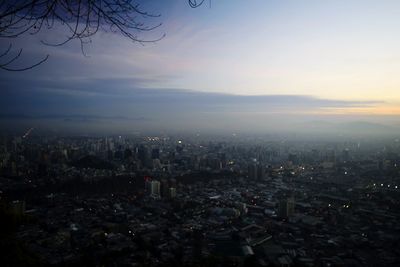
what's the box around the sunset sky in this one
[1,0,400,133]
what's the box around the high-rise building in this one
[161,179,169,198]
[138,145,151,169]
[257,164,265,180]
[288,153,298,164]
[325,149,336,163]
[169,187,177,199]
[144,176,152,192]
[150,180,161,198]
[278,196,295,218]
[342,148,350,162]
[249,163,265,180]
[248,163,257,180]
[151,148,160,159]
[124,148,133,160]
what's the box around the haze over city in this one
[1,1,400,267]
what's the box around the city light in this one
[2,133,399,265]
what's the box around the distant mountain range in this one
[299,120,399,135]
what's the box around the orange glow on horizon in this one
[317,104,400,116]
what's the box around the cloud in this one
[0,72,383,110]
[0,73,395,135]
[0,114,148,122]
[0,71,383,119]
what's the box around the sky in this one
[1,0,400,135]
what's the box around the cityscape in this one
[1,0,400,266]
[1,132,399,266]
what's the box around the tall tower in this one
[248,163,257,180]
[138,145,151,169]
[278,196,295,218]
[150,180,161,198]
[257,164,265,180]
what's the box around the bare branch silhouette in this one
[0,43,49,71]
[188,0,205,8]
[0,0,207,70]
[1,1,165,45]
[0,0,204,71]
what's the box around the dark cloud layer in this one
[0,75,381,116]
[0,74,393,136]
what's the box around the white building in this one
[150,180,161,198]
